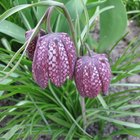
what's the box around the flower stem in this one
[80,97,87,130]
[61,6,77,51]
[46,5,77,53]
[46,6,55,33]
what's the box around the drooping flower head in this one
[32,32,77,88]
[75,52,111,98]
[25,29,46,60]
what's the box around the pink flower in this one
[32,32,76,88]
[75,53,111,98]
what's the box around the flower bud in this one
[32,32,76,88]
[25,29,46,60]
[75,53,111,98]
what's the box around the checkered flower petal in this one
[32,35,49,89]
[25,29,46,60]
[61,33,77,79]
[93,54,111,94]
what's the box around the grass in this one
[123,0,140,24]
[1,37,140,139]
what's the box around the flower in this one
[74,52,111,98]
[32,32,77,88]
[25,29,46,60]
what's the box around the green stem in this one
[46,5,77,52]
[80,97,87,130]
[46,6,55,33]
[61,6,77,51]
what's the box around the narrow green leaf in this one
[87,0,106,9]
[0,1,64,22]
[1,38,11,51]
[111,128,140,137]
[127,10,140,14]
[36,6,47,21]
[29,95,52,134]
[49,83,92,138]
[0,20,25,43]
[0,4,30,22]
[2,125,22,140]
[98,115,140,128]
[47,114,71,128]
[57,0,87,32]
[97,94,109,110]
[14,0,34,28]
[111,83,140,87]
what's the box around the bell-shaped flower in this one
[75,52,111,98]
[32,32,77,88]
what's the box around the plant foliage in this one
[0,0,140,140]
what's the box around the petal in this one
[32,36,49,88]
[93,54,111,94]
[82,57,101,98]
[25,29,46,60]
[61,33,77,79]
[80,57,92,97]
[58,39,69,85]
[48,36,69,86]
[47,38,59,86]
[75,57,85,96]
[88,58,102,97]
[99,59,111,94]
[25,29,38,60]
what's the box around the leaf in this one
[98,0,127,52]
[87,0,106,9]
[51,129,65,140]
[47,114,71,128]
[98,115,140,128]
[49,83,92,138]
[1,38,11,51]
[11,0,32,30]
[36,6,47,21]
[78,6,114,51]
[0,71,18,85]
[0,20,25,43]
[29,95,52,133]
[111,128,140,137]
[0,4,30,22]
[57,0,87,32]
[0,1,64,23]
[2,125,22,140]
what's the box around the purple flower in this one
[25,29,46,60]
[32,32,77,88]
[75,52,111,98]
